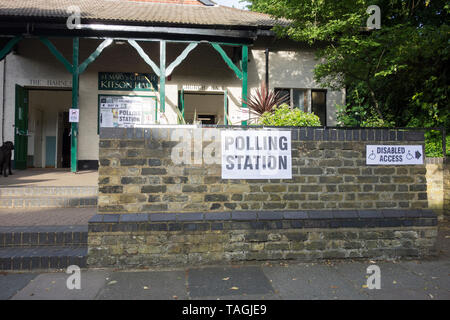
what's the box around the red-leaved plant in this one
[244,82,289,120]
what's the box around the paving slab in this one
[95,270,188,300]
[0,208,96,226]
[0,272,37,300]
[11,270,109,300]
[187,266,274,299]
[262,262,367,300]
[0,169,98,187]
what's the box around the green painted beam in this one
[78,39,113,74]
[39,37,73,73]
[211,43,243,80]
[0,36,22,60]
[71,37,79,173]
[241,44,248,126]
[127,40,161,77]
[166,42,198,77]
[160,40,166,113]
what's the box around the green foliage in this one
[425,131,450,157]
[258,104,322,127]
[246,82,289,117]
[249,0,449,130]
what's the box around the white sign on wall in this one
[99,95,157,128]
[221,130,292,179]
[69,109,79,123]
[366,145,424,165]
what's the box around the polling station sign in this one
[366,145,424,165]
[221,130,292,179]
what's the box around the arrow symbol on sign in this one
[415,151,422,159]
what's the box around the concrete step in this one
[0,186,98,197]
[0,226,88,247]
[0,246,87,270]
[0,187,97,208]
[0,197,97,208]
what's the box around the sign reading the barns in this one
[366,145,424,165]
[221,130,292,179]
[98,72,158,91]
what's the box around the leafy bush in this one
[258,104,322,127]
[425,131,450,157]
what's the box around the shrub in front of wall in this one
[258,104,322,127]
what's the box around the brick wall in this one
[98,127,428,214]
[425,158,445,217]
[88,127,438,267]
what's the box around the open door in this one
[14,84,28,170]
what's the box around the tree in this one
[249,0,449,130]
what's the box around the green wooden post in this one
[160,40,166,113]
[241,45,248,126]
[71,37,79,173]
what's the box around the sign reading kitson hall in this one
[366,145,424,165]
[98,72,158,91]
[221,130,292,179]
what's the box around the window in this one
[311,90,327,126]
[274,88,306,111]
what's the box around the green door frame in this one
[14,85,28,170]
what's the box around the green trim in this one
[180,89,185,118]
[39,37,73,73]
[0,36,22,60]
[166,42,198,77]
[211,43,243,80]
[98,94,158,132]
[241,45,248,126]
[160,40,166,113]
[127,40,161,77]
[71,37,79,173]
[79,39,113,74]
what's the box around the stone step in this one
[0,197,97,208]
[0,246,87,270]
[0,186,98,197]
[0,226,88,248]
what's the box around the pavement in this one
[0,218,449,301]
[0,169,98,187]
[0,208,96,226]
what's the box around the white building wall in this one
[0,38,345,162]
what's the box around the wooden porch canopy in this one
[0,0,284,172]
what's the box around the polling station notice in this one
[366,145,424,165]
[221,130,292,179]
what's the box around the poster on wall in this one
[221,130,292,179]
[99,95,157,128]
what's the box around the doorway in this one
[14,87,72,169]
[179,90,228,124]
[311,90,327,126]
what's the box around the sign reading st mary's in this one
[221,130,292,179]
[98,72,158,91]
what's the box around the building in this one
[0,0,345,172]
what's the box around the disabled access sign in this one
[366,145,424,165]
